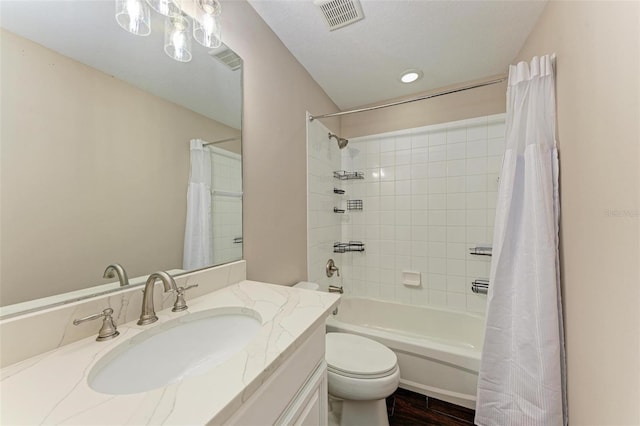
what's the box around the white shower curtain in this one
[475,55,567,426]
[183,139,213,270]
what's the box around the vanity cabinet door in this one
[276,361,328,426]
[221,326,327,425]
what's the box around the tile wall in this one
[307,117,344,291]
[210,146,243,265]
[308,114,506,314]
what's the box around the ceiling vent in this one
[314,0,364,31]
[209,48,242,71]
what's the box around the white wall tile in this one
[396,165,412,181]
[466,140,487,158]
[428,161,447,178]
[428,242,446,258]
[447,292,467,310]
[466,121,488,142]
[411,147,429,164]
[447,159,466,176]
[428,130,446,146]
[466,175,487,192]
[411,164,428,179]
[428,226,447,242]
[411,131,429,149]
[396,134,412,151]
[381,151,395,167]
[412,195,428,210]
[311,114,504,315]
[447,275,467,293]
[447,126,466,144]
[429,290,447,307]
[396,211,411,226]
[487,138,505,156]
[428,177,447,193]
[380,181,395,196]
[396,149,412,165]
[467,157,487,175]
[447,142,467,160]
[428,193,446,210]
[428,145,447,162]
[487,155,503,173]
[411,178,428,195]
[412,211,429,226]
[427,274,447,291]
[396,195,411,210]
[488,120,506,139]
[447,193,466,210]
[380,166,395,181]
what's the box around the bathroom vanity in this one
[0,277,339,425]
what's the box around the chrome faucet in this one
[138,271,178,325]
[103,263,129,287]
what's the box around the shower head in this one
[328,132,349,149]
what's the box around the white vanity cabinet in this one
[223,325,328,426]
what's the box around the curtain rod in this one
[309,76,507,122]
[203,137,240,146]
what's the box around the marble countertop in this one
[0,280,340,425]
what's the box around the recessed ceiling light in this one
[400,69,423,84]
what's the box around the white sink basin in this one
[88,307,262,395]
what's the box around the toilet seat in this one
[326,332,398,379]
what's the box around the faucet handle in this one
[73,308,120,341]
[326,259,340,277]
[172,284,199,312]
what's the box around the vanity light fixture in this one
[400,69,423,84]
[146,0,177,16]
[115,0,151,36]
[193,0,222,49]
[165,14,193,62]
[114,0,223,62]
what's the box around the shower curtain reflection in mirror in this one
[183,139,242,270]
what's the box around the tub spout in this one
[329,285,344,294]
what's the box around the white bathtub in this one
[325,297,485,409]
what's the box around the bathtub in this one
[325,297,485,409]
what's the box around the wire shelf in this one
[333,170,364,180]
[333,241,365,253]
[347,200,363,210]
[469,246,492,256]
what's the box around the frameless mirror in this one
[0,0,242,317]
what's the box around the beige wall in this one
[340,76,507,138]
[0,30,239,305]
[220,1,339,285]
[515,1,640,424]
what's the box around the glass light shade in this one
[115,0,151,36]
[146,0,181,17]
[164,15,192,62]
[193,0,222,48]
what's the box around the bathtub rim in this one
[326,296,486,373]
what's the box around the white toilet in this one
[326,332,400,426]
[294,282,400,426]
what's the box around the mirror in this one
[0,0,242,316]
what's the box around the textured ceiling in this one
[248,0,547,110]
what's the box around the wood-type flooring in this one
[386,388,476,426]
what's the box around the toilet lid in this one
[325,333,397,378]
